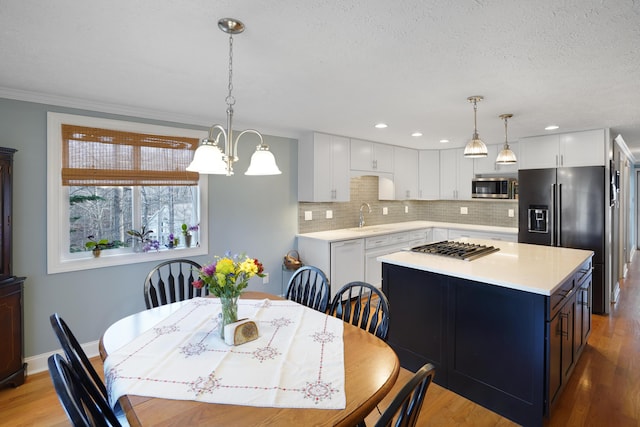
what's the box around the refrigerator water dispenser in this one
[528,206,548,233]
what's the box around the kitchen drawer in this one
[407,230,428,241]
[365,235,392,249]
[388,232,410,245]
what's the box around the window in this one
[47,112,208,273]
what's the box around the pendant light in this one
[186,18,281,176]
[496,114,517,164]
[463,96,488,158]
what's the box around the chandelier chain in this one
[226,34,236,107]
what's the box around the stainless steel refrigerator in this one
[518,166,607,313]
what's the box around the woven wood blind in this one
[61,124,200,186]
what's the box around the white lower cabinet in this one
[329,239,364,297]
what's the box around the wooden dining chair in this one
[49,313,129,426]
[373,363,436,427]
[285,265,331,312]
[143,259,205,309]
[329,281,390,341]
[48,353,123,427]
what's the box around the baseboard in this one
[24,340,100,375]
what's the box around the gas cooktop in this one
[410,241,500,261]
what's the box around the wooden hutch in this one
[0,147,26,388]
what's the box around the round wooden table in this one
[100,291,399,426]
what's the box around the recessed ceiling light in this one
[545,125,559,130]
[374,123,388,129]
[411,132,423,137]
[439,139,449,143]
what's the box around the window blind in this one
[61,124,200,186]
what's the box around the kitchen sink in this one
[347,227,386,233]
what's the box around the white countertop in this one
[297,221,518,242]
[378,239,593,296]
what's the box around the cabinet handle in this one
[555,155,559,167]
[373,159,377,169]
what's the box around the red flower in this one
[192,279,204,289]
[254,259,264,275]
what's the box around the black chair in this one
[48,353,122,427]
[285,265,331,312]
[374,363,436,427]
[49,313,128,426]
[50,313,108,399]
[143,259,205,309]
[328,281,390,341]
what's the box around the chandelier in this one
[463,96,488,158]
[495,114,517,164]
[186,18,281,176]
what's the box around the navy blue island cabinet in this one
[382,258,592,427]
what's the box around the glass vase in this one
[219,295,239,340]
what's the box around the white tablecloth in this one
[104,298,345,409]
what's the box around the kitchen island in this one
[379,239,593,427]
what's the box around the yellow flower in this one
[216,258,235,275]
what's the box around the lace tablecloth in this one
[104,298,345,410]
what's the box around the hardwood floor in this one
[3,257,640,426]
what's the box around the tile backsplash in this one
[298,176,518,233]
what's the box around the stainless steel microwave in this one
[472,178,517,199]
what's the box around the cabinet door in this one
[299,133,350,202]
[418,150,440,199]
[439,149,458,199]
[457,152,474,200]
[548,312,562,405]
[393,147,418,200]
[373,143,394,173]
[350,139,394,173]
[560,299,575,381]
[560,129,605,167]
[350,138,374,171]
[329,136,351,201]
[330,239,364,297]
[519,135,560,169]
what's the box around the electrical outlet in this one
[304,211,312,221]
[405,206,409,213]
[508,209,515,218]
[460,207,468,215]
[326,210,333,219]
[383,207,388,215]
[262,273,269,284]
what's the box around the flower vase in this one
[185,234,192,248]
[219,295,239,340]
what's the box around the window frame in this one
[47,112,208,274]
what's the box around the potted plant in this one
[85,235,111,257]
[181,223,198,248]
[127,225,154,252]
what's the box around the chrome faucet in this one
[358,202,371,228]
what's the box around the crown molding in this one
[0,86,302,140]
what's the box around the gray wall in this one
[0,97,298,357]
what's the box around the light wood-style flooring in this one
[3,256,640,426]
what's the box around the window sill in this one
[47,245,208,274]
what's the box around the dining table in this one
[99,291,400,426]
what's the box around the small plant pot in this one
[92,248,101,258]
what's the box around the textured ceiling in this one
[1,0,639,159]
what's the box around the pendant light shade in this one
[495,114,517,164]
[245,145,282,175]
[464,96,488,158]
[186,18,281,176]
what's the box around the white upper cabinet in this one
[519,129,605,169]
[474,143,519,175]
[418,150,440,199]
[393,146,419,200]
[350,139,394,173]
[298,132,351,202]
[439,148,474,200]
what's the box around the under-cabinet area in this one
[379,242,593,427]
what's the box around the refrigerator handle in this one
[551,184,556,246]
[557,183,562,246]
